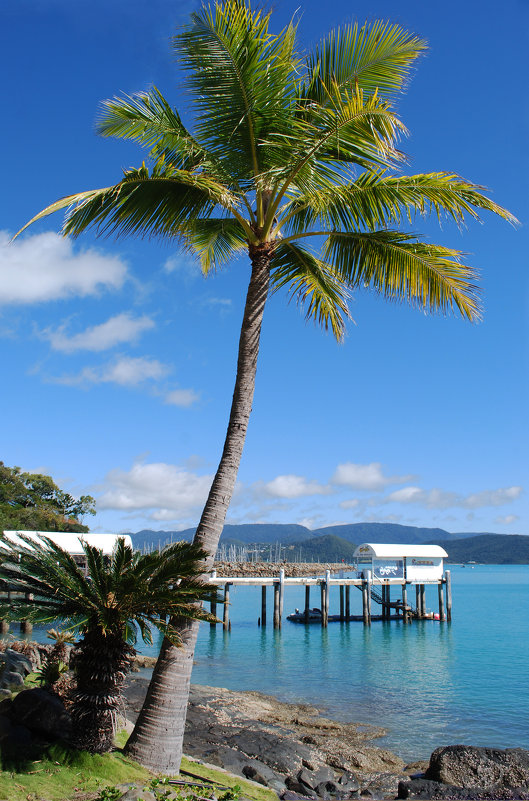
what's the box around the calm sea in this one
[26,564,529,762]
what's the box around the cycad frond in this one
[0,534,217,643]
[324,230,481,321]
[270,241,350,341]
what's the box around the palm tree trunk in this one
[125,244,272,773]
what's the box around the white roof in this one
[2,530,132,556]
[353,542,448,559]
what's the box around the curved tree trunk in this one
[125,244,272,773]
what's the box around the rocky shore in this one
[123,676,422,799]
[123,677,529,800]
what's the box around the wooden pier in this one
[208,568,452,630]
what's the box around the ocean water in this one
[25,564,529,762]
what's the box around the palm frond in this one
[97,88,239,191]
[281,171,519,234]
[97,88,206,170]
[15,162,239,242]
[181,217,248,272]
[174,0,299,181]
[270,241,350,341]
[264,89,406,227]
[324,230,481,321]
[303,20,427,104]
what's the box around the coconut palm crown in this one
[15,0,516,773]
[0,533,217,753]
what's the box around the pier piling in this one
[223,583,231,630]
[345,585,350,620]
[210,570,217,626]
[445,570,452,621]
[279,569,285,622]
[402,583,408,623]
[273,582,280,629]
[438,581,445,621]
[261,585,267,627]
[304,585,310,624]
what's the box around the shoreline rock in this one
[123,678,417,799]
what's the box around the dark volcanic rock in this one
[298,765,336,789]
[11,688,71,740]
[339,771,360,794]
[359,772,402,799]
[398,777,529,799]
[226,729,315,774]
[425,745,529,790]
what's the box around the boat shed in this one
[353,542,448,583]
[2,530,132,566]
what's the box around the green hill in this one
[284,534,357,563]
[430,534,529,564]
[311,522,462,544]
[128,524,529,563]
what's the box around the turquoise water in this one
[183,565,529,761]
[25,565,529,761]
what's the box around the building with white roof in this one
[2,531,132,567]
[353,542,448,583]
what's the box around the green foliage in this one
[35,658,69,687]
[0,460,95,533]
[432,534,529,564]
[17,1,516,331]
[0,742,151,801]
[285,534,358,562]
[95,779,242,801]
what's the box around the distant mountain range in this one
[127,522,529,563]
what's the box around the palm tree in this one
[16,0,515,772]
[0,533,217,753]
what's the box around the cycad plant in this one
[0,533,217,753]
[16,0,515,772]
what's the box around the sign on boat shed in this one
[353,543,448,583]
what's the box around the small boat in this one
[286,607,323,623]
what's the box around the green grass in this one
[180,757,277,801]
[0,739,278,801]
[0,742,151,801]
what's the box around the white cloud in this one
[42,313,155,352]
[203,298,232,308]
[164,254,200,277]
[494,514,519,526]
[332,462,412,491]
[385,485,523,510]
[55,356,170,387]
[339,499,360,509]
[259,474,331,499]
[0,231,127,304]
[463,486,522,509]
[164,388,200,407]
[98,461,213,520]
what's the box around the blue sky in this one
[1,0,527,536]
